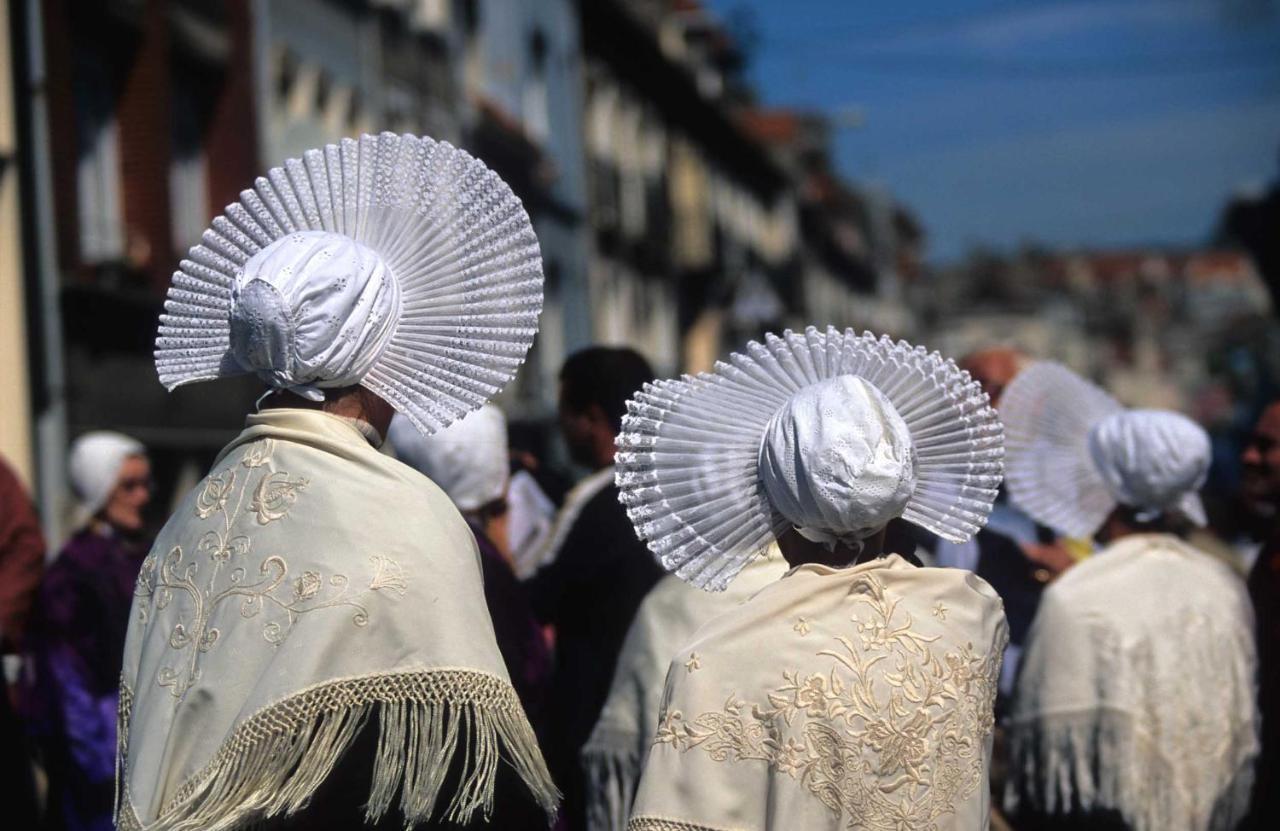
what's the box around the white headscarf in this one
[758,375,916,550]
[1088,409,1210,526]
[68,431,145,525]
[388,404,509,512]
[229,231,401,402]
[1002,362,1211,537]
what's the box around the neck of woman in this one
[777,527,887,570]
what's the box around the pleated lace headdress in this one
[1001,361,1210,538]
[616,326,1004,591]
[155,132,542,435]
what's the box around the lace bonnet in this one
[1001,361,1210,537]
[615,327,1005,591]
[154,132,543,436]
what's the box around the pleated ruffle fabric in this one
[615,326,1004,591]
[154,132,543,437]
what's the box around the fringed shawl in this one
[116,409,558,830]
[1005,534,1258,831]
[582,553,785,831]
[626,555,1007,831]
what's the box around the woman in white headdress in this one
[27,432,151,831]
[1000,362,1257,831]
[116,134,557,830]
[614,326,1009,831]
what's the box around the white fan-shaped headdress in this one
[615,326,1004,591]
[155,132,543,436]
[1002,361,1209,538]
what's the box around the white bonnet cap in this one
[69,431,146,523]
[389,404,509,512]
[1088,409,1210,526]
[758,376,916,548]
[229,231,401,401]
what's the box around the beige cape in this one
[116,409,557,830]
[583,552,787,831]
[627,554,1008,831]
[1005,534,1257,831]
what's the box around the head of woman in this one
[69,432,151,534]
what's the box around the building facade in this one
[7,0,922,538]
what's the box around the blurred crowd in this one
[1,339,1278,830]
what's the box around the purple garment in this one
[470,521,552,734]
[25,525,148,831]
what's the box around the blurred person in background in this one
[0,455,45,828]
[934,347,1076,711]
[25,432,151,831]
[506,422,572,579]
[387,404,553,831]
[387,405,552,747]
[1002,363,1257,831]
[526,345,665,831]
[0,455,45,663]
[1242,399,1280,828]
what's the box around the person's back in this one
[629,555,1007,830]
[610,327,1009,831]
[1006,534,1257,830]
[119,408,557,828]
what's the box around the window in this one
[74,48,124,263]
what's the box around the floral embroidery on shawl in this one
[134,439,406,698]
[653,572,1004,830]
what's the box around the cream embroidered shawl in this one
[583,552,787,831]
[627,554,1008,831]
[117,409,557,830]
[1005,534,1258,831]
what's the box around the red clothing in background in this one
[0,457,45,653]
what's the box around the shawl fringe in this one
[627,817,738,831]
[116,669,560,831]
[582,737,642,831]
[1005,708,1254,831]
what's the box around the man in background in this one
[527,346,665,831]
[1243,399,1280,828]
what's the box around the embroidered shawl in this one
[583,552,787,831]
[1005,534,1258,831]
[627,555,1008,831]
[116,409,557,830]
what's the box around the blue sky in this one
[704,0,1280,262]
